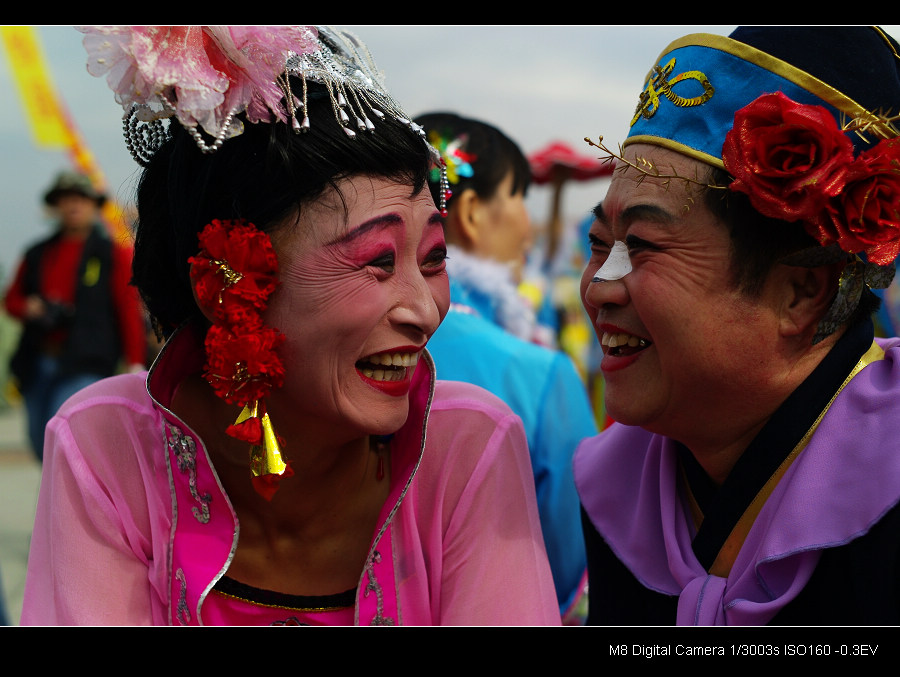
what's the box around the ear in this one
[189,262,217,324]
[446,188,483,249]
[778,263,843,338]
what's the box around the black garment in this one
[214,576,356,611]
[583,503,900,625]
[10,225,121,390]
[583,319,900,625]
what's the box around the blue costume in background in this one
[426,246,596,619]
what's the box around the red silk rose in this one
[806,138,900,266]
[189,219,280,324]
[723,91,855,222]
[203,319,286,407]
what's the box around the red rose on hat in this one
[723,91,854,222]
[806,138,900,266]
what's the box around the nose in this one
[393,269,444,337]
[583,270,631,311]
[582,243,632,312]
[592,241,631,282]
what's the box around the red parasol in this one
[528,141,615,185]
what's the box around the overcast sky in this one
[3,25,895,288]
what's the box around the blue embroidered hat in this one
[624,26,900,169]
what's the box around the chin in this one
[357,401,410,438]
[603,398,650,429]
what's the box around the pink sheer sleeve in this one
[402,381,562,625]
[20,376,171,625]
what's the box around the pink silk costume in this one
[21,321,560,626]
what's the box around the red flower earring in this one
[189,219,292,500]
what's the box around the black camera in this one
[36,300,75,330]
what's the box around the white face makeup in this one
[591,240,632,282]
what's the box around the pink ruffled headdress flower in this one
[79,26,319,142]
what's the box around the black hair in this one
[413,112,531,208]
[132,81,433,336]
[704,166,880,329]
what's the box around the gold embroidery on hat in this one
[631,58,715,126]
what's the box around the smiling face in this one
[265,175,449,442]
[580,145,786,449]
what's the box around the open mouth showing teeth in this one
[601,332,650,357]
[356,352,418,382]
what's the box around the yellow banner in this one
[1,26,72,148]
[1,27,132,243]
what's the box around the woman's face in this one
[266,176,449,440]
[473,171,533,283]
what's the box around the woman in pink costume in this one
[20,26,559,626]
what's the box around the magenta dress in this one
[21,321,560,626]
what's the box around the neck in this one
[60,222,94,240]
[682,328,848,486]
[172,374,384,520]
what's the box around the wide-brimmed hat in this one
[43,171,106,206]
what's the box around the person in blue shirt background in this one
[416,111,597,623]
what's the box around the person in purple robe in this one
[575,25,900,625]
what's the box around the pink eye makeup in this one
[328,214,403,265]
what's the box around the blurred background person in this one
[4,170,147,460]
[416,111,596,623]
[526,141,617,429]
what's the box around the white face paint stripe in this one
[592,240,632,282]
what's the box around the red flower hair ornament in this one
[722,91,900,342]
[189,219,292,500]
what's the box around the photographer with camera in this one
[4,171,147,461]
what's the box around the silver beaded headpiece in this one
[79,25,448,212]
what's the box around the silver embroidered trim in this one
[353,351,435,626]
[363,550,393,626]
[166,423,212,523]
[175,568,190,625]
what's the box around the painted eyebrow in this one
[327,209,444,246]
[327,213,403,246]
